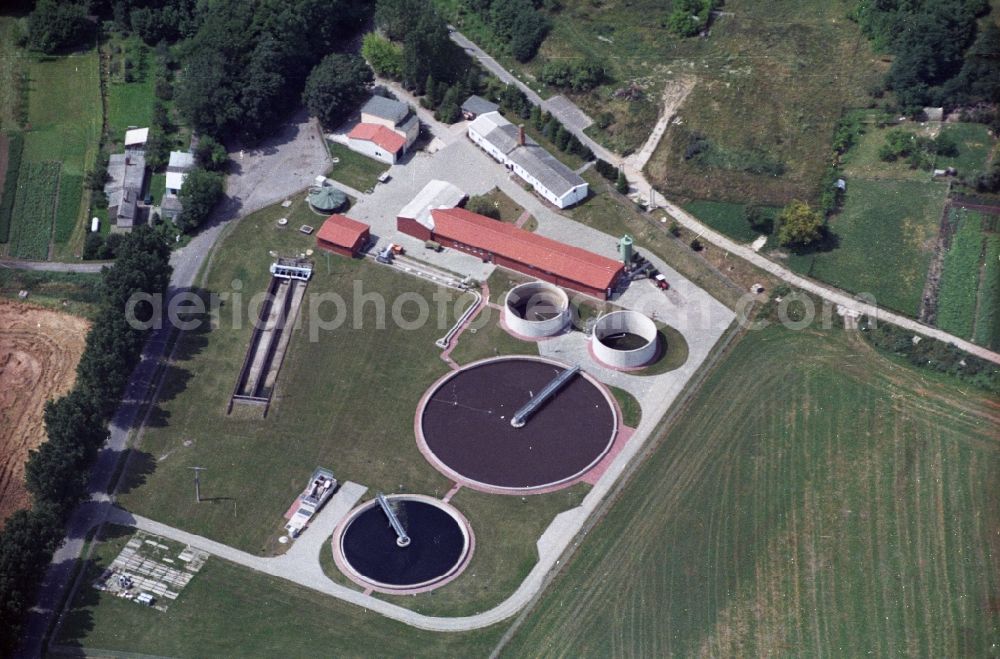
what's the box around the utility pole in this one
[189,466,207,503]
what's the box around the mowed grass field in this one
[56,526,505,657]
[326,141,388,192]
[782,179,947,315]
[106,37,156,141]
[7,48,102,259]
[118,196,593,616]
[683,199,780,243]
[500,324,1000,657]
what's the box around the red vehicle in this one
[653,274,670,290]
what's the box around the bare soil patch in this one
[0,300,88,525]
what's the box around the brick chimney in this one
[518,124,525,146]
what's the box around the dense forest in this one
[25,0,373,141]
[851,0,999,112]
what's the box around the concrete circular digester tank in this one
[591,310,658,369]
[503,281,570,338]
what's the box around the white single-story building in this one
[468,112,588,209]
[166,150,195,195]
[347,124,407,164]
[346,96,420,164]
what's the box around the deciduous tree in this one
[777,200,824,247]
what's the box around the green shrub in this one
[859,316,1000,394]
[465,195,501,220]
[361,32,403,79]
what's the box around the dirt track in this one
[0,300,88,525]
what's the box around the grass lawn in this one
[0,268,102,316]
[23,52,101,176]
[683,199,779,243]
[633,323,689,376]
[937,207,985,339]
[21,48,102,260]
[500,324,1000,657]
[841,122,935,182]
[841,121,996,182]
[105,37,157,141]
[782,179,947,315]
[118,195,594,615]
[493,0,884,206]
[148,172,166,206]
[325,141,388,192]
[449,312,540,364]
[609,386,641,427]
[468,187,530,225]
[935,122,997,176]
[55,526,505,658]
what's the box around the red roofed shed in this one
[404,207,623,298]
[316,214,370,257]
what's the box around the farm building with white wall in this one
[468,111,588,209]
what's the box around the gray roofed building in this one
[467,111,588,208]
[508,143,582,198]
[461,95,500,119]
[160,193,183,221]
[117,189,140,229]
[105,154,127,209]
[398,114,420,139]
[361,95,410,125]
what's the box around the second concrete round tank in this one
[591,310,658,368]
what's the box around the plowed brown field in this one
[0,300,88,525]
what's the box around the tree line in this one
[463,0,551,62]
[850,0,997,113]
[0,227,173,655]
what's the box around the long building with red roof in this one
[398,206,623,299]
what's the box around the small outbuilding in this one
[316,213,370,257]
[461,95,499,120]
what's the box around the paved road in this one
[0,259,107,273]
[452,29,1000,365]
[17,114,330,659]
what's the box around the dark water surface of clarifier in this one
[342,499,465,587]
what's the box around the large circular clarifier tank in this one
[334,495,473,593]
[591,310,658,369]
[503,281,570,338]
